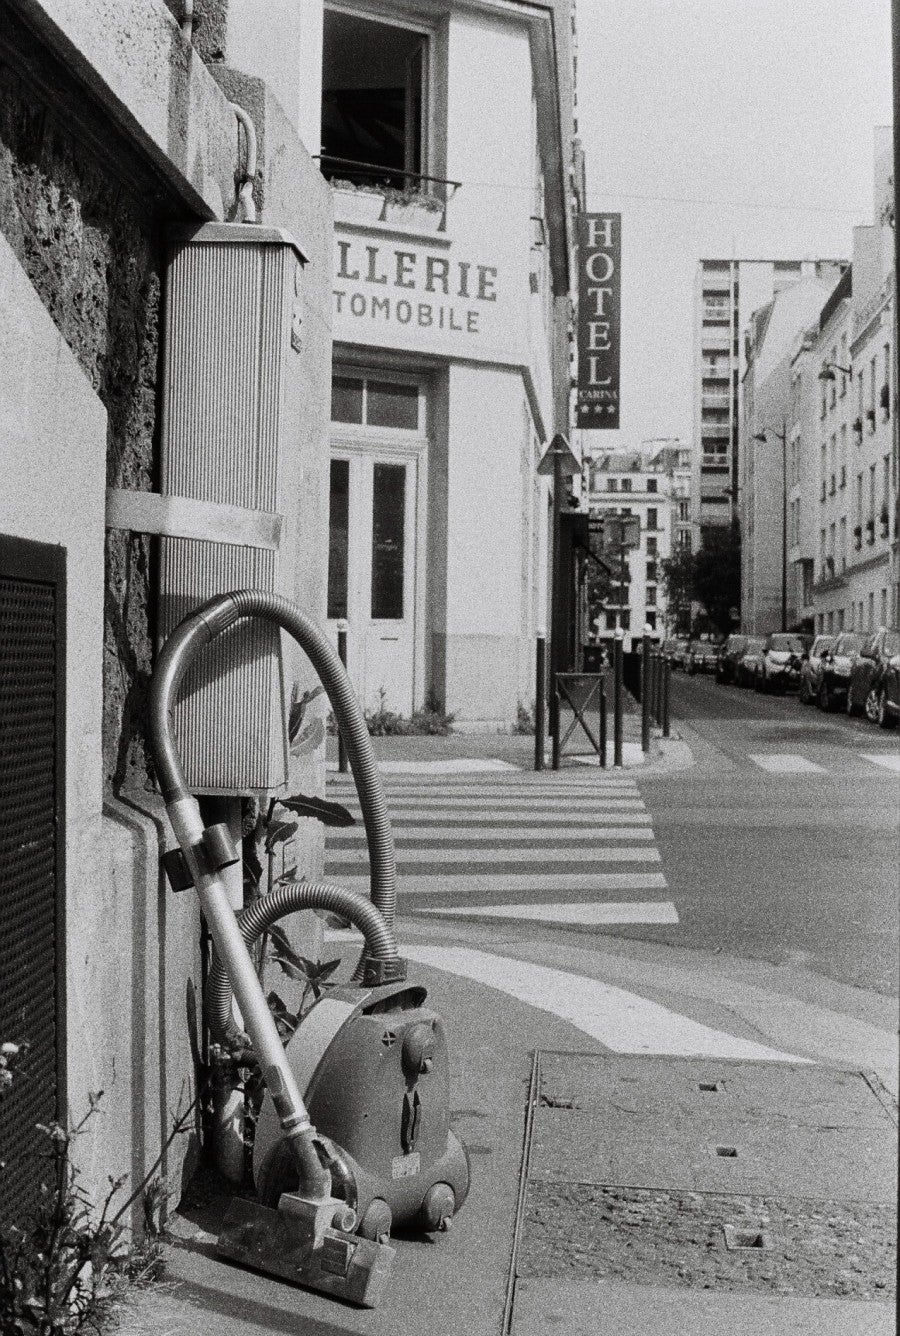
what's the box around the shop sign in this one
[334,237,499,338]
[575,213,621,429]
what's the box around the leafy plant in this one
[364,687,455,736]
[513,701,535,735]
[1,1045,193,1336]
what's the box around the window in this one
[327,459,350,619]
[606,611,617,630]
[646,536,658,556]
[646,561,657,582]
[647,478,658,493]
[331,373,421,431]
[321,10,428,188]
[371,464,406,619]
[646,587,657,606]
[621,478,632,493]
[608,478,619,492]
[646,508,658,531]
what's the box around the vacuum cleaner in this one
[149,590,469,1307]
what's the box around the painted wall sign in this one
[334,236,498,337]
[575,213,621,429]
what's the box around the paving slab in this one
[511,1279,896,1335]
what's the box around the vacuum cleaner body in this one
[254,982,470,1239]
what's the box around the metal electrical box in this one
[159,223,307,793]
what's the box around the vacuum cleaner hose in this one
[148,590,397,932]
[207,880,400,1046]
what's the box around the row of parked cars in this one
[663,628,900,728]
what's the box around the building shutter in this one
[0,536,66,1226]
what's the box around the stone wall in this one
[0,5,170,791]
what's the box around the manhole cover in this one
[509,1054,897,1307]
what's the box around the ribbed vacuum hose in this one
[224,591,397,932]
[207,881,400,1045]
[150,589,397,935]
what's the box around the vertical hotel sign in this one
[576,213,621,429]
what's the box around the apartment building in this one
[692,258,846,550]
[584,447,680,650]
[789,131,896,637]
[741,274,847,634]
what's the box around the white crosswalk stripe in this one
[745,750,900,776]
[325,773,674,927]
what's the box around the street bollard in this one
[534,633,546,772]
[641,631,651,754]
[551,680,561,771]
[662,658,671,738]
[613,630,623,768]
[599,685,607,769]
[655,650,664,724]
[336,620,349,773]
[648,651,657,725]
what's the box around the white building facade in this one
[585,448,679,651]
[318,0,576,729]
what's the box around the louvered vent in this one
[0,538,65,1227]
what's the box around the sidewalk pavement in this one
[122,731,894,1336]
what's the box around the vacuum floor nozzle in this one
[217,1196,395,1308]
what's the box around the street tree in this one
[691,522,741,634]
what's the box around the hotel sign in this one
[576,213,621,429]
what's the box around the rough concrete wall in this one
[163,0,229,66]
[0,19,164,791]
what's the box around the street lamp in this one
[752,423,788,632]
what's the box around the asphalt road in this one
[635,669,900,998]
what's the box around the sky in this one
[574,0,894,453]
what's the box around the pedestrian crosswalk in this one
[747,750,900,776]
[324,773,676,928]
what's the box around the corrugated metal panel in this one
[159,540,285,791]
[0,541,65,1227]
[160,232,296,792]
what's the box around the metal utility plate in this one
[507,1053,897,1318]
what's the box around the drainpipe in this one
[180,0,194,41]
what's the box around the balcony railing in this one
[319,153,461,194]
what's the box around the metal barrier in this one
[534,633,547,772]
[552,673,607,769]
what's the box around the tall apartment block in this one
[692,259,846,549]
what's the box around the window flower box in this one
[331,181,387,223]
[380,187,445,231]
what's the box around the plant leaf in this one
[290,716,326,757]
[244,846,263,889]
[264,820,298,854]
[288,684,325,742]
[279,793,356,826]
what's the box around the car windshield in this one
[833,633,863,654]
[812,636,834,654]
[768,635,804,652]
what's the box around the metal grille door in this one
[0,536,66,1226]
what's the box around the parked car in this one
[734,637,765,687]
[757,633,807,693]
[816,631,865,711]
[687,637,720,674]
[846,627,900,723]
[798,634,835,705]
[663,637,689,670]
[716,634,748,684]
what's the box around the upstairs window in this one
[321,8,428,189]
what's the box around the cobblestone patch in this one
[519,1184,897,1301]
